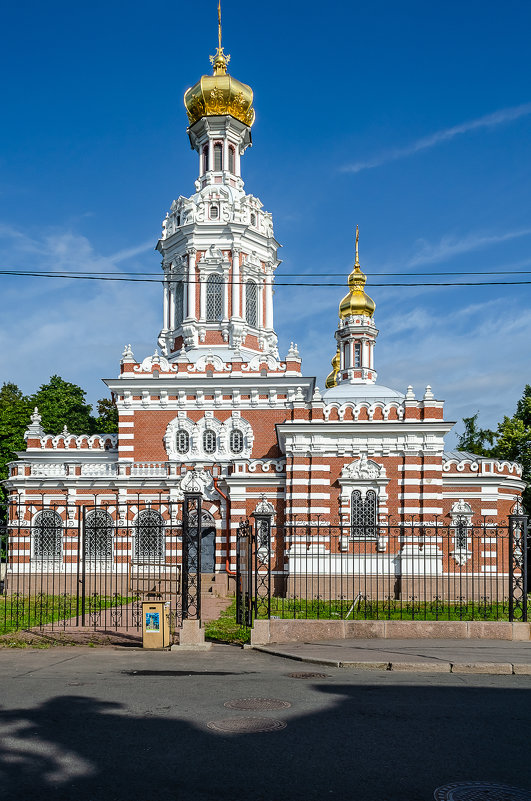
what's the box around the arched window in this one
[228,146,235,173]
[175,282,184,327]
[33,510,62,562]
[203,429,216,454]
[246,279,258,327]
[351,490,378,540]
[230,429,244,454]
[210,205,219,220]
[134,510,164,563]
[84,510,113,562]
[250,212,257,226]
[206,274,223,322]
[176,429,190,454]
[213,143,223,171]
[203,145,209,174]
[354,343,361,368]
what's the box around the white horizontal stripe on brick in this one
[481,552,497,558]
[289,478,332,486]
[118,421,135,428]
[118,446,134,451]
[398,464,443,472]
[286,464,331,472]
[285,507,330,514]
[289,493,330,499]
[118,434,135,440]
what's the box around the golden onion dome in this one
[339,226,375,319]
[183,5,255,128]
[325,348,340,389]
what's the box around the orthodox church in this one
[5,23,524,581]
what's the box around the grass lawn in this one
[204,600,251,644]
[0,593,133,635]
[262,597,514,622]
[203,595,523,644]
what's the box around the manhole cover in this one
[224,698,291,710]
[434,782,531,801]
[287,671,330,679]
[207,717,287,734]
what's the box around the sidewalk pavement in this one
[252,638,531,674]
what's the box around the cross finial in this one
[218,0,222,51]
[355,224,360,267]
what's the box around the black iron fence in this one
[0,496,207,635]
[238,516,530,623]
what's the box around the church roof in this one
[322,383,405,403]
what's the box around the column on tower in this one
[186,249,197,321]
[232,249,241,318]
[265,266,273,330]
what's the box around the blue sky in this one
[1,0,530,444]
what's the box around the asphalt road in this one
[0,644,530,801]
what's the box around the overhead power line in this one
[1,269,531,287]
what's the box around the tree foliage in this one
[457,385,531,512]
[0,377,117,510]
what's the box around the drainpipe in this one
[213,475,236,575]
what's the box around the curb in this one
[252,646,531,675]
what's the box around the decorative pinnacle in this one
[210,0,231,75]
[355,224,360,267]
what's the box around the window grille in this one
[203,429,216,454]
[210,206,219,220]
[351,490,378,539]
[175,282,184,327]
[228,146,235,173]
[203,145,209,173]
[454,520,468,550]
[354,343,361,368]
[206,274,223,322]
[230,429,244,454]
[214,143,223,171]
[84,510,113,561]
[176,429,190,454]
[134,510,164,563]
[246,280,258,327]
[250,212,256,226]
[33,510,62,561]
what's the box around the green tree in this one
[457,386,531,513]
[456,413,496,456]
[0,383,32,510]
[30,375,94,435]
[93,397,118,433]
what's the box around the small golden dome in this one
[183,4,254,128]
[338,225,375,319]
[325,348,340,389]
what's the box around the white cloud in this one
[0,224,161,406]
[341,102,531,174]
[407,228,531,267]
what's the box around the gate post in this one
[252,496,274,620]
[182,488,202,620]
[509,509,528,622]
[236,519,253,627]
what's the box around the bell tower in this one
[156,4,280,364]
[326,226,379,388]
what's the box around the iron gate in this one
[0,496,203,635]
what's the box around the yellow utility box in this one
[141,601,171,649]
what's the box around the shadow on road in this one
[0,682,530,801]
